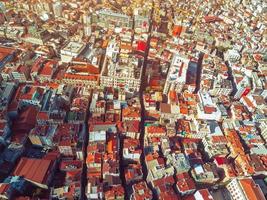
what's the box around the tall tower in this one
[83,14,92,36]
[53,1,62,18]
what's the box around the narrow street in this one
[80,92,92,200]
[80,5,156,200]
[138,5,157,199]
[225,60,237,97]
[217,51,237,97]
[80,122,88,200]
[194,52,204,94]
[0,1,265,200]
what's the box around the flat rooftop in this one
[62,41,85,54]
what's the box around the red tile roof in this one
[211,135,227,144]
[173,25,183,36]
[64,73,98,81]
[69,64,99,74]
[0,46,15,60]
[12,106,38,141]
[240,178,266,200]
[124,120,140,133]
[20,86,44,101]
[203,106,216,114]
[214,156,228,166]
[16,65,30,74]
[37,111,49,121]
[0,183,10,195]
[204,16,223,23]
[104,185,124,199]
[39,61,56,77]
[176,172,196,193]
[30,57,44,74]
[146,125,166,134]
[13,157,54,185]
[132,181,153,200]
[122,107,140,119]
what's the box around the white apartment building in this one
[100,55,142,91]
[163,54,190,94]
[226,178,266,200]
[60,41,86,63]
[93,9,133,28]
[197,91,222,121]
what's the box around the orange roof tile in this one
[132,181,153,200]
[240,178,266,200]
[39,61,56,76]
[69,64,99,74]
[0,46,15,60]
[146,126,166,134]
[64,73,98,81]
